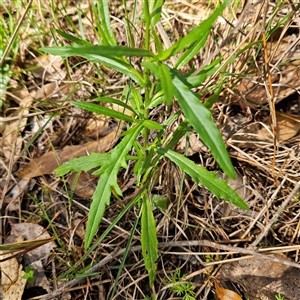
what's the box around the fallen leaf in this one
[228,121,273,148]
[213,278,243,300]
[276,113,300,142]
[238,34,300,106]
[24,54,65,81]
[0,253,26,300]
[67,172,96,199]
[7,223,56,294]
[228,113,300,148]
[220,253,300,300]
[12,223,56,265]
[176,133,207,155]
[17,128,119,180]
[1,87,33,159]
[0,222,55,299]
[34,82,71,100]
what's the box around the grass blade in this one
[41,46,147,87]
[94,97,136,114]
[56,30,92,46]
[98,0,117,45]
[175,31,210,68]
[150,0,164,28]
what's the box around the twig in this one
[40,248,119,300]
[40,237,300,299]
[251,181,300,247]
[0,0,33,67]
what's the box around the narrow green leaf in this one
[56,30,92,46]
[40,46,146,87]
[98,0,117,45]
[72,102,133,122]
[84,123,143,248]
[40,45,155,58]
[175,31,209,68]
[94,97,136,114]
[152,194,168,211]
[124,85,144,116]
[158,0,230,61]
[165,150,249,210]
[141,196,158,287]
[186,57,221,87]
[158,63,174,105]
[141,61,159,78]
[150,0,164,28]
[172,73,235,178]
[203,84,223,109]
[143,120,163,130]
[55,153,109,176]
[152,30,163,54]
[147,91,164,109]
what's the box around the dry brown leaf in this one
[34,82,72,100]
[228,121,273,148]
[12,223,56,265]
[17,128,119,180]
[220,253,300,300]
[73,213,86,240]
[0,253,26,300]
[276,113,300,142]
[176,133,207,155]
[213,278,243,300]
[84,115,110,139]
[238,35,300,105]
[67,172,96,199]
[1,88,34,159]
[24,54,65,81]
[12,223,56,293]
[228,113,300,148]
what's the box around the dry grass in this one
[1,1,300,299]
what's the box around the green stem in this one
[143,0,151,146]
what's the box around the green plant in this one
[275,293,285,300]
[22,266,35,284]
[166,269,196,300]
[40,0,248,288]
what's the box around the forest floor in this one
[1,1,300,299]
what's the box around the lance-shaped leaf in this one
[72,101,133,122]
[55,153,109,176]
[164,150,249,210]
[85,123,143,248]
[141,196,158,287]
[158,63,174,105]
[172,73,235,179]
[157,0,230,61]
[98,0,117,45]
[40,46,147,87]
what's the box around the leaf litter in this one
[1,1,300,299]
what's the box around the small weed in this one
[166,269,196,300]
[41,0,249,287]
[22,266,35,284]
[275,293,285,300]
